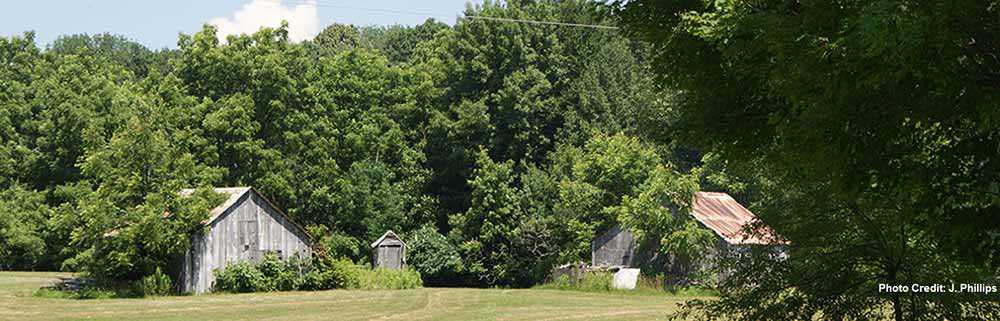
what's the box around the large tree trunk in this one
[892,294,904,321]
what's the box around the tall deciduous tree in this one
[617,0,1000,319]
[415,0,667,221]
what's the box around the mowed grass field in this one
[0,272,698,321]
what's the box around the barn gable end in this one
[179,187,312,294]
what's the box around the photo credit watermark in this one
[878,283,998,294]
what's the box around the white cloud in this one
[209,0,319,43]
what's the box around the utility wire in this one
[247,0,620,30]
[463,15,619,30]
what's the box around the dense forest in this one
[0,0,715,287]
[1,0,997,320]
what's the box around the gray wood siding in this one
[180,190,311,294]
[374,245,404,269]
[591,225,636,267]
[371,231,406,270]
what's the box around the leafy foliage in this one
[137,267,173,296]
[407,226,463,285]
[213,261,268,293]
[617,0,1000,319]
[0,187,50,270]
[2,0,699,292]
[213,253,420,293]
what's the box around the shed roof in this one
[179,187,311,240]
[371,230,405,248]
[690,192,782,245]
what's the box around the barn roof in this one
[179,187,311,240]
[371,230,405,248]
[690,192,782,245]
[179,187,251,224]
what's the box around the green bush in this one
[578,272,613,291]
[137,267,172,296]
[213,252,422,293]
[329,258,362,289]
[553,274,572,290]
[256,253,309,291]
[213,261,268,293]
[302,257,359,290]
[215,253,318,293]
[406,226,462,285]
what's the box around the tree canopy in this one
[4,1,994,318]
[616,0,1000,319]
[0,0,699,290]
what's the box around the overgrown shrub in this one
[214,253,315,293]
[302,257,359,290]
[137,267,172,296]
[308,225,364,262]
[256,254,309,291]
[406,226,462,284]
[213,261,268,293]
[212,253,422,293]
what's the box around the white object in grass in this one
[612,268,639,290]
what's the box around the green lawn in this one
[0,271,699,321]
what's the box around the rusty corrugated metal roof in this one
[691,192,782,245]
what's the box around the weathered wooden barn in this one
[371,230,406,269]
[683,192,785,282]
[178,187,312,294]
[590,192,783,282]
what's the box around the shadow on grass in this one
[34,277,189,300]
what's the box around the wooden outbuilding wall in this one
[591,225,636,267]
[372,231,406,270]
[179,188,311,294]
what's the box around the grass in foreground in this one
[0,271,701,321]
[535,271,719,297]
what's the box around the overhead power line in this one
[463,15,619,30]
[247,0,620,30]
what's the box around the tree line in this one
[0,0,715,289]
[2,0,996,319]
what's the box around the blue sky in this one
[0,0,477,49]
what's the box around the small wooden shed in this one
[371,230,406,269]
[591,224,636,267]
[178,187,312,294]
